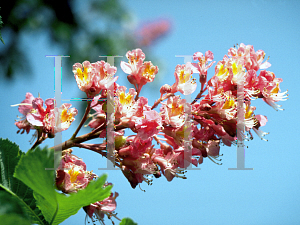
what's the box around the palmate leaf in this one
[0,138,49,225]
[14,145,112,225]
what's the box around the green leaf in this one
[14,146,59,206]
[0,191,29,217]
[14,145,112,225]
[14,146,60,223]
[119,217,138,225]
[0,138,49,225]
[54,175,112,224]
[35,174,112,225]
[0,191,32,225]
[0,214,31,225]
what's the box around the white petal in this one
[120,61,132,74]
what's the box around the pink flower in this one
[135,110,162,140]
[206,140,220,156]
[120,49,158,91]
[256,70,288,110]
[120,48,146,85]
[84,190,119,223]
[115,86,137,119]
[73,60,118,98]
[192,50,215,76]
[18,92,35,115]
[161,96,187,128]
[26,97,78,136]
[152,152,186,182]
[256,49,271,70]
[252,115,269,141]
[54,103,78,132]
[56,149,96,193]
[139,61,159,86]
[13,92,35,134]
[228,43,271,71]
[119,136,153,159]
[93,60,118,90]
[73,61,97,97]
[119,96,151,129]
[171,62,197,95]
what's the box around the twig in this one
[151,93,174,110]
[50,123,126,152]
[71,101,92,139]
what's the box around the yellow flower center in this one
[61,109,75,123]
[142,63,156,81]
[76,67,89,82]
[68,166,80,183]
[169,102,184,116]
[216,64,229,81]
[179,70,191,84]
[218,64,226,75]
[232,62,242,75]
[222,97,235,109]
[271,83,280,94]
[119,92,133,106]
[244,105,254,119]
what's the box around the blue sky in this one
[1,0,299,224]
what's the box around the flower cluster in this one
[84,46,287,188]
[14,44,288,190]
[13,44,288,225]
[56,149,119,224]
[13,92,77,142]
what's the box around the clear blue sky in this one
[1,0,299,224]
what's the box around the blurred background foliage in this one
[0,0,171,135]
[0,0,170,80]
[0,7,3,44]
[0,0,138,79]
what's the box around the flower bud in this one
[127,74,137,85]
[199,73,207,85]
[160,84,171,97]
